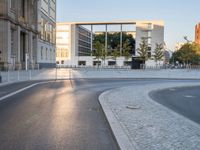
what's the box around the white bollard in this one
[17,70,20,81]
[7,70,10,82]
[29,70,32,80]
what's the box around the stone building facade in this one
[0,0,38,70]
[37,0,56,68]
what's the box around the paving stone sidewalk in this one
[99,82,200,150]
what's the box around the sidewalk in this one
[99,82,200,150]
[1,69,200,85]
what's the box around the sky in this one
[57,0,200,50]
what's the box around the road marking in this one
[184,95,195,98]
[0,81,50,102]
[169,88,176,91]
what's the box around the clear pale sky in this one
[57,0,200,50]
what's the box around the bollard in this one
[0,75,2,83]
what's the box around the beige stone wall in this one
[0,0,38,70]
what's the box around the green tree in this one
[110,47,120,67]
[153,43,164,65]
[92,41,104,67]
[137,38,149,65]
[101,48,107,66]
[94,32,135,56]
[122,39,132,61]
[170,43,200,65]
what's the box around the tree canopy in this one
[170,43,200,65]
[153,43,164,64]
[137,38,149,64]
[93,32,135,56]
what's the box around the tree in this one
[170,43,200,65]
[110,47,120,67]
[153,43,164,65]
[122,39,132,61]
[92,41,104,67]
[137,38,149,65]
[94,32,135,56]
[101,47,107,66]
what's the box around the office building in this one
[56,23,92,66]
[38,0,56,68]
[56,21,164,67]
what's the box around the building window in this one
[10,0,15,10]
[46,48,48,60]
[78,61,86,66]
[41,46,43,60]
[108,61,116,66]
[20,0,25,18]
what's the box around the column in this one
[14,26,21,66]
[91,25,93,55]
[120,24,123,56]
[105,24,108,53]
[28,32,33,64]
[25,33,29,70]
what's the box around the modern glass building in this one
[56,21,164,67]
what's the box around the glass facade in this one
[56,24,70,62]
[40,0,56,44]
[78,26,92,56]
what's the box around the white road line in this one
[0,82,50,102]
[184,95,195,98]
[169,88,176,91]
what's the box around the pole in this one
[105,24,108,53]
[17,70,20,81]
[55,67,57,80]
[29,70,32,80]
[7,70,10,82]
[91,25,93,54]
[120,24,123,56]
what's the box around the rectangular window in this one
[46,48,48,60]
[41,46,43,60]
[50,49,52,60]
[21,0,25,18]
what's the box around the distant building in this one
[56,21,164,67]
[56,23,92,66]
[38,0,56,68]
[0,0,56,70]
[195,23,200,44]
[175,42,185,51]
[0,0,38,70]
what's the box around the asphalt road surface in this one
[150,86,200,125]
[0,79,200,150]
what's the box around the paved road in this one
[0,79,199,150]
[150,86,200,125]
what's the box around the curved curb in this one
[99,90,137,150]
[99,82,200,150]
